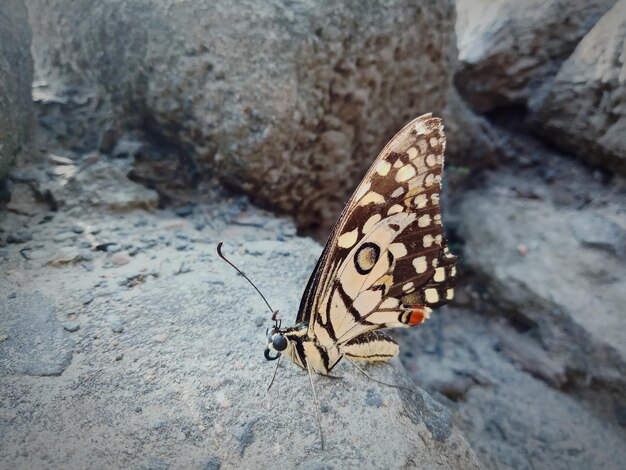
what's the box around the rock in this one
[0,0,33,180]
[71,225,85,234]
[27,0,460,229]
[48,161,158,211]
[62,321,81,332]
[456,170,626,410]
[570,214,626,258]
[531,1,626,176]
[110,252,130,266]
[6,230,33,244]
[398,309,626,469]
[0,203,479,468]
[110,320,125,334]
[455,0,615,112]
[0,291,73,376]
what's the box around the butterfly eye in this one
[272,334,288,352]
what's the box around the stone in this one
[531,0,626,176]
[6,230,33,244]
[570,214,626,258]
[456,170,626,412]
[0,199,479,468]
[62,321,81,332]
[455,0,615,112]
[27,0,462,229]
[0,0,33,180]
[0,291,73,376]
[50,161,158,211]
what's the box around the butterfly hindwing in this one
[297,114,457,351]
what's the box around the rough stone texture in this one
[26,0,466,229]
[398,308,626,470]
[455,0,615,112]
[531,0,626,176]
[456,166,626,417]
[0,0,33,180]
[0,176,479,468]
[0,292,74,376]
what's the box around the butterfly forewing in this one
[297,114,457,350]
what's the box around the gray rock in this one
[7,230,33,244]
[455,0,614,111]
[570,214,626,258]
[531,0,626,176]
[62,321,80,332]
[110,319,124,334]
[0,291,73,376]
[0,0,33,180]
[0,201,479,469]
[456,170,626,415]
[27,0,462,228]
[398,309,626,470]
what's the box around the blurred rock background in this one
[1,0,625,468]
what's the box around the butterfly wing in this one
[296,114,457,349]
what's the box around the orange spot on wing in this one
[408,306,427,325]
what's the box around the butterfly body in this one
[264,113,458,375]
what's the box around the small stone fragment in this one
[111,253,130,265]
[7,230,33,244]
[62,321,81,332]
[111,320,124,334]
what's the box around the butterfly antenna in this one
[217,242,276,319]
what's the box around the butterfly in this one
[218,113,457,446]
[260,113,457,373]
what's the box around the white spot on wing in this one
[418,214,431,227]
[423,234,434,248]
[391,187,405,198]
[396,165,416,182]
[433,267,445,282]
[376,160,391,176]
[387,204,403,215]
[358,191,385,206]
[380,298,399,309]
[413,256,427,273]
[388,243,407,258]
[337,228,359,248]
[425,288,439,303]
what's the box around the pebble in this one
[82,294,94,305]
[115,353,123,361]
[128,246,142,256]
[63,321,81,332]
[7,230,33,244]
[176,205,194,217]
[206,274,225,285]
[111,253,130,266]
[254,316,265,328]
[111,320,125,333]
[176,242,188,251]
[152,333,169,343]
[71,225,85,234]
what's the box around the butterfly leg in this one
[266,354,282,392]
[306,360,325,450]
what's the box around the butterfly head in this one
[264,326,290,361]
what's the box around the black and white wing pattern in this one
[296,114,457,360]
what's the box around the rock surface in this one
[0,181,479,469]
[398,308,626,470]
[456,159,626,421]
[26,0,467,229]
[0,0,33,180]
[0,292,74,376]
[531,0,626,176]
[455,0,615,111]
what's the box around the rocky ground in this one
[2,112,625,469]
[2,1,626,469]
[0,152,480,469]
